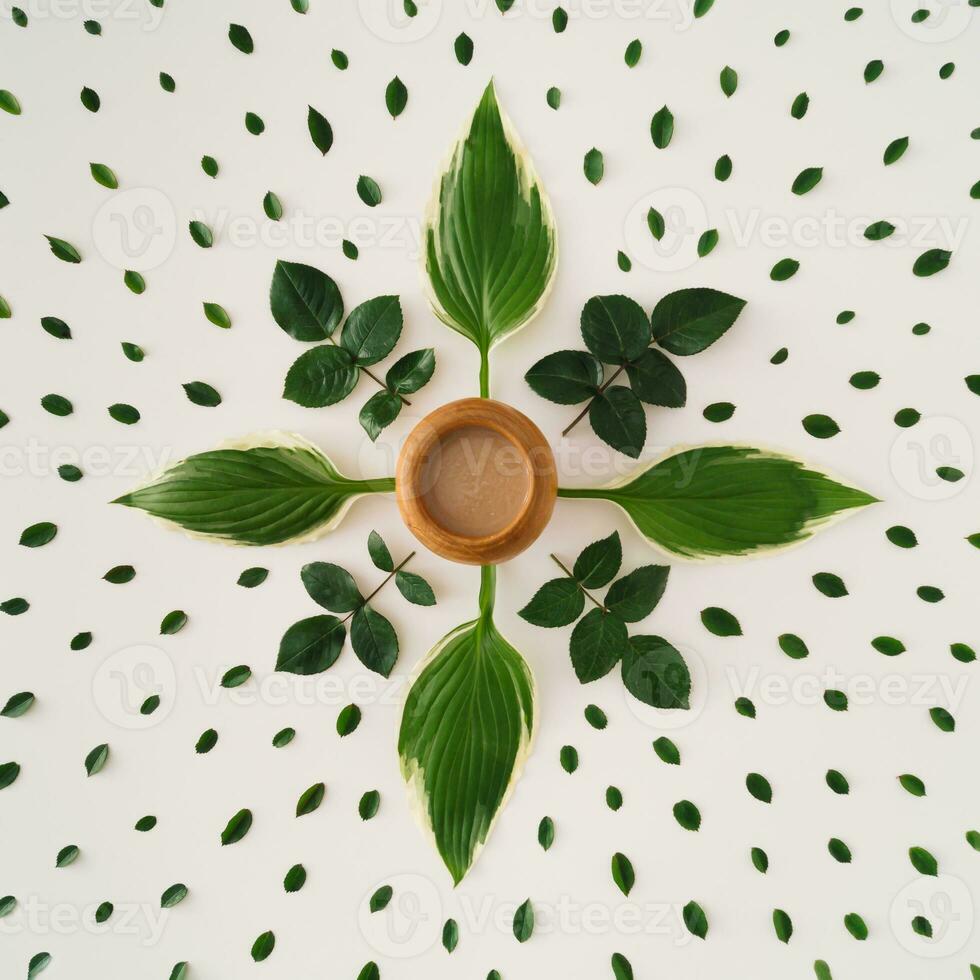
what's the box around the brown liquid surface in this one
[420,425,531,537]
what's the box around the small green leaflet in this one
[813,572,848,597]
[653,736,680,765]
[792,167,823,195]
[263,191,283,220]
[898,773,926,797]
[160,883,188,908]
[442,918,459,953]
[385,76,408,118]
[624,39,641,67]
[884,136,909,164]
[228,23,253,53]
[611,953,634,980]
[864,60,883,83]
[85,743,109,776]
[160,610,187,635]
[773,909,793,943]
[56,844,79,867]
[673,799,701,831]
[650,105,673,148]
[538,816,554,850]
[195,727,217,752]
[19,522,57,547]
[28,953,51,978]
[513,898,534,942]
[220,808,252,845]
[913,248,951,277]
[746,772,772,803]
[272,728,294,748]
[189,220,213,248]
[337,703,361,736]
[611,852,635,896]
[802,414,840,439]
[684,900,708,939]
[183,381,221,407]
[331,49,348,69]
[356,175,382,207]
[221,665,251,688]
[237,567,268,588]
[584,147,604,185]
[1,692,34,718]
[245,111,264,134]
[296,781,325,816]
[89,162,118,188]
[791,92,809,119]
[308,106,333,154]
[584,703,607,729]
[369,884,391,910]
[560,745,578,772]
[45,236,81,263]
[701,606,741,637]
[844,913,868,940]
[454,33,473,65]
[359,790,380,820]
[909,846,938,876]
[719,66,737,97]
[251,931,275,962]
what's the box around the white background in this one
[1,0,979,977]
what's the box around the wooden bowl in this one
[396,398,557,565]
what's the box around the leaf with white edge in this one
[399,575,534,884]
[424,82,557,388]
[559,446,876,559]
[113,432,392,545]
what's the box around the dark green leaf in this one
[228,23,253,53]
[871,636,905,656]
[351,606,398,677]
[909,846,938,876]
[263,191,283,220]
[647,207,665,240]
[513,898,534,941]
[307,105,333,154]
[337,704,361,736]
[538,816,554,850]
[573,531,622,588]
[95,902,113,923]
[525,349,602,404]
[581,295,651,363]
[182,381,221,407]
[159,72,175,92]
[284,864,307,892]
[864,220,895,241]
[617,250,631,271]
[302,562,361,612]
[886,525,916,548]
[245,111,264,134]
[930,706,955,732]
[28,953,51,978]
[41,393,73,416]
[237,567,268,588]
[570,608,629,681]
[703,401,734,422]
[395,570,436,607]
[813,572,847,597]
[359,390,401,441]
[673,799,701,831]
[828,837,852,863]
[519,578,584,627]
[220,808,252,845]
[0,90,22,115]
[1,692,34,718]
[356,175,382,207]
[140,695,160,715]
[650,287,746,356]
[735,697,756,718]
[884,136,909,164]
[45,236,82,262]
[0,761,21,788]
[386,348,435,394]
[330,49,348,69]
[296,782,325,816]
[584,147,604,185]
[715,154,732,181]
[624,38,642,66]
[844,913,868,940]
[684,900,708,938]
[56,844,80,866]
[607,787,623,813]
[80,86,100,111]
[606,565,669,622]
[752,846,769,872]
[590,386,645,458]
[19,522,57,548]
[1,600,28,616]
[951,643,976,663]
[697,228,719,256]
[160,883,187,908]
[773,909,793,943]
[385,76,408,118]
[442,919,459,953]
[898,773,925,797]
[546,86,561,110]
[272,728,294,748]
[701,606,741,636]
[85,743,109,776]
[70,631,92,650]
[202,301,231,329]
[611,953,634,980]
[454,32,473,65]
[560,744,578,772]
[791,91,809,119]
[693,0,714,15]
[623,636,690,709]
[650,105,673,148]
[611,852,634,896]
[160,609,187,635]
[188,220,213,248]
[792,167,823,195]
[913,248,951,276]
[802,413,840,439]
[367,530,393,571]
[864,60,883,83]
[341,296,402,365]
[58,465,82,482]
[220,665,251,688]
[824,689,848,711]
[283,346,358,407]
[369,884,392,911]
[121,342,144,361]
[41,316,71,339]
[359,789,380,820]
[774,29,790,45]
[356,964,379,980]
[770,258,800,281]
[653,736,680,764]
[108,403,139,424]
[746,772,772,802]
[911,915,932,938]
[201,155,218,177]
[276,615,346,675]
[251,931,275,962]
[584,703,607,729]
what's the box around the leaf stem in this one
[328,337,411,406]
[343,551,415,623]
[549,553,607,612]
[479,564,496,616]
[479,347,490,398]
[561,365,626,436]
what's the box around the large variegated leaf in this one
[113,432,393,546]
[424,81,557,394]
[399,568,535,884]
[559,445,876,559]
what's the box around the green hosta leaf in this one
[570,608,630,681]
[650,105,673,148]
[650,288,746,356]
[684,900,708,938]
[513,898,534,941]
[270,260,343,341]
[114,433,391,545]
[276,616,346,675]
[589,386,646,458]
[350,606,398,677]
[399,591,534,884]
[220,808,252,845]
[611,852,634,896]
[519,578,584,627]
[525,350,602,404]
[308,106,333,154]
[282,344,360,408]
[341,296,402,365]
[563,446,875,559]
[574,531,622,588]
[424,82,557,371]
